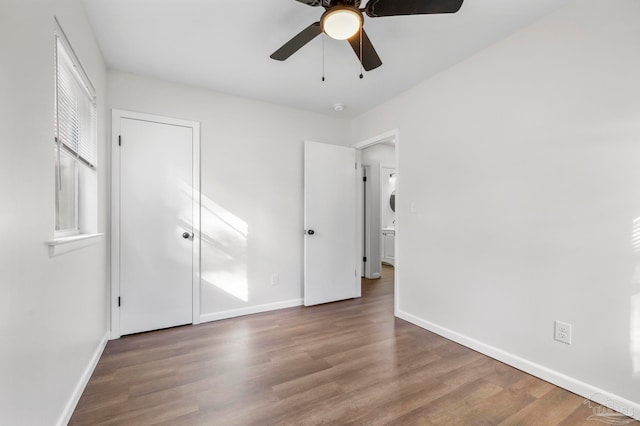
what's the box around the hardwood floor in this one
[71,266,638,425]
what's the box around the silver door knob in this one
[182,232,192,239]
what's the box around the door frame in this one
[353,128,399,315]
[110,109,201,339]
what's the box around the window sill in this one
[47,233,104,257]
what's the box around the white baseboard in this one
[396,310,640,422]
[57,330,109,426]
[200,299,303,323]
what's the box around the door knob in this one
[182,232,192,239]
[306,229,315,235]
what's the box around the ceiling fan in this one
[270,0,464,72]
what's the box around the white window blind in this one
[55,36,97,168]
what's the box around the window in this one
[54,23,97,237]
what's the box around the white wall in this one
[0,0,109,424]
[108,70,351,320]
[352,0,640,413]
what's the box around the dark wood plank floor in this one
[71,266,638,425]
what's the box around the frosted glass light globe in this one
[322,9,362,40]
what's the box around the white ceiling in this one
[82,0,569,119]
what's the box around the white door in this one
[119,117,194,335]
[304,141,359,306]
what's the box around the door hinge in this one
[118,135,121,146]
[355,162,357,170]
[363,176,367,182]
[118,296,121,307]
[363,256,367,262]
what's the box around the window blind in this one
[55,37,97,168]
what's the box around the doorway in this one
[111,110,201,338]
[354,129,399,314]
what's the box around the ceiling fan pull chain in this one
[359,26,364,79]
[322,34,326,82]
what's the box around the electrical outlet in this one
[270,274,280,287]
[554,320,572,344]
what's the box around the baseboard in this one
[57,330,109,426]
[200,299,303,323]
[396,310,640,421]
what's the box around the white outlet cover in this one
[554,320,572,344]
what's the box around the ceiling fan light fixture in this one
[321,7,362,40]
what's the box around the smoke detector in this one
[333,103,345,111]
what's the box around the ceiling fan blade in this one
[347,29,382,71]
[294,0,323,6]
[365,0,463,17]
[270,22,322,61]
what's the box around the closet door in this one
[118,116,194,335]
